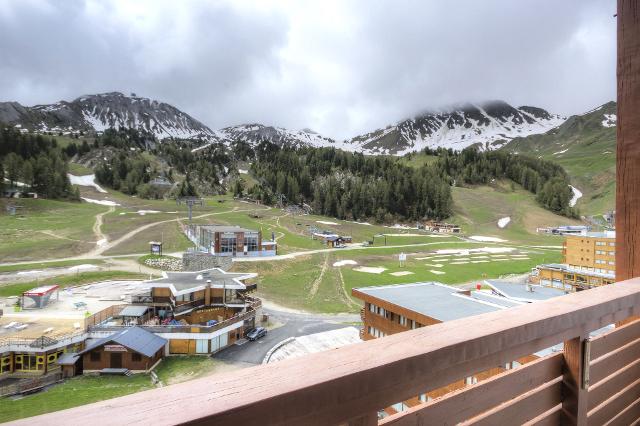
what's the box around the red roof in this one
[23,285,60,296]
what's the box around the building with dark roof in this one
[78,327,166,374]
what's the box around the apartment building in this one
[534,231,616,291]
[351,281,565,417]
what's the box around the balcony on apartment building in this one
[14,2,640,425]
[20,281,640,425]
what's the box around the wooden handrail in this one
[14,278,640,425]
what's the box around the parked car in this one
[247,327,267,341]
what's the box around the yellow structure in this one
[534,231,616,291]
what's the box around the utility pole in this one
[177,197,204,222]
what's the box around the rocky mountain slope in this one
[343,101,565,155]
[1,93,565,155]
[501,101,616,214]
[0,92,215,139]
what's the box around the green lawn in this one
[0,356,239,423]
[0,199,106,261]
[0,375,152,423]
[232,240,562,314]
[0,271,148,297]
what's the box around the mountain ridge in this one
[0,92,577,155]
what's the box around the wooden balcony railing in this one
[17,277,640,425]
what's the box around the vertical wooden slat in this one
[616,0,640,282]
[562,337,588,425]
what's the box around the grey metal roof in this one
[468,291,523,308]
[148,268,254,294]
[118,306,149,317]
[196,225,256,233]
[355,282,503,322]
[57,353,79,365]
[485,280,566,302]
[79,326,167,358]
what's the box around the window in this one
[176,293,193,302]
[609,242,616,247]
[196,339,208,354]
[220,234,237,253]
[90,351,101,362]
[596,241,605,246]
[369,303,376,313]
[399,315,407,326]
[1,356,11,373]
[609,261,615,265]
[244,234,259,252]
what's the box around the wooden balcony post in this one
[616,0,640,282]
[561,336,589,425]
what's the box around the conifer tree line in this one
[247,142,453,222]
[0,126,78,199]
[90,129,229,198]
[432,147,578,217]
[246,142,578,222]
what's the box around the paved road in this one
[214,308,357,365]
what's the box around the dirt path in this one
[89,206,271,257]
[308,253,330,300]
[336,267,359,310]
[92,205,114,245]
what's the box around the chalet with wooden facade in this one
[79,327,166,374]
[423,221,461,234]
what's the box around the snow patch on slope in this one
[569,185,583,207]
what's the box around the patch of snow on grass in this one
[386,224,418,230]
[68,174,107,193]
[354,266,387,274]
[138,210,161,215]
[569,185,582,207]
[333,260,357,267]
[316,220,339,226]
[96,239,107,246]
[602,114,617,128]
[238,169,249,174]
[68,264,98,272]
[16,270,43,275]
[553,149,568,155]
[81,197,120,206]
[390,271,414,276]
[468,236,506,242]
[429,270,446,275]
[497,217,511,228]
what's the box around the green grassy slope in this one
[501,102,616,215]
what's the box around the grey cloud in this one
[0,0,616,139]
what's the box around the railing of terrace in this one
[20,278,640,425]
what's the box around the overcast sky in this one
[0,0,616,139]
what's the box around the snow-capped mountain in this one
[0,93,566,155]
[343,101,566,155]
[220,124,337,148]
[0,92,215,139]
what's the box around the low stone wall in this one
[182,253,233,271]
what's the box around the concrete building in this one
[186,224,276,257]
[533,231,616,291]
